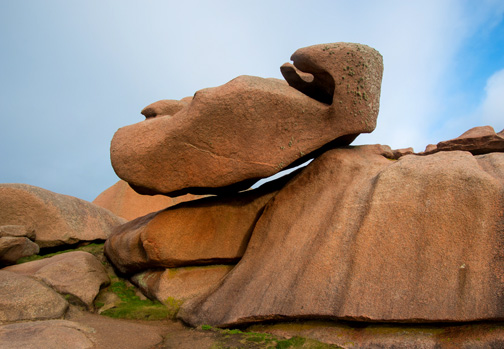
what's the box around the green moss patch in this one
[98,278,172,320]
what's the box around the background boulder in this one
[93,180,201,221]
[0,184,126,248]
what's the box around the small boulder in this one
[392,147,414,159]
[93,180,202,221]
[131,265,234,304]
[4,251,109,309]
[0,184,127,248]
[0,270,68,322]
[0,236,39,265]
[424,143,437,153]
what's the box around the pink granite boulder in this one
[111,43,383,196]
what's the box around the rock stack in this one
[2,42,504,347]
[104,42,504,329]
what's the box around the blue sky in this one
[1,0,503,201]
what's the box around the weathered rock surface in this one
[93,180,201,221]
[179,146,504,326]
[0,320,95,349]
[111,42,383,196]
[131,265,234,304]
[105,180,280,274]
[0,312,171,349]
[0,184,127,247]
[423,125,504,155]
[0,236,39,265]
[0,270,68,322]
[4,251,109,309]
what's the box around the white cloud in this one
[480,69,504,131]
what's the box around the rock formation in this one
[2,42,504,347]
[111,43,383,196]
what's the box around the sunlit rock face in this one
[110,43,383,196]
[104,178,283,275]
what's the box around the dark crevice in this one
[280,62,334,105]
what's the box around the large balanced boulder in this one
[0,184,126,248]
[93,180,201,221]
[0,270,68,322]
[179,146,504,326]
[111,42,383,196]
[105,179,282,274]
[4,251,110,309]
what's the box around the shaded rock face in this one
[104,182,279,274]
[4,251,110,309]
[0,184,127,248]
[111,42,383,196]
[93,180,202,221]
[0,270,68,322]
[0,236,39,266]
[178,146,504,327]
[423,125,504,155]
